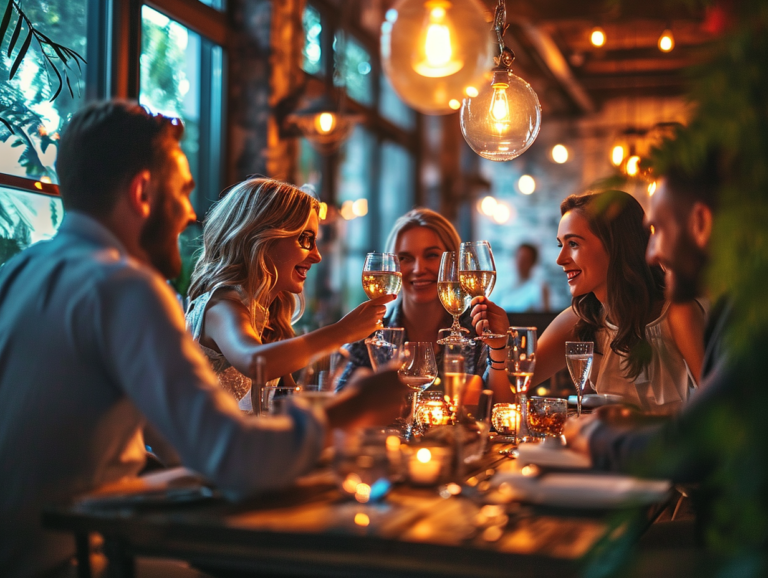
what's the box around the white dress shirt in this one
[0,212,325,578]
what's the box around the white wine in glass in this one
[459,241,504,339]
[436,252,472,345]
[566,341,594,417]
[362,253,402,299]
[398,342,437,437]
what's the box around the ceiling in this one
[493,0,720,116]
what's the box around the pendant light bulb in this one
[658,29,674,52]
[315,112,337,134]
[413,1,464,77]
[381,0,493,115]
[489,81,511,130]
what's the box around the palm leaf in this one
[9,29,31,80]
[0,0,13,45]
[6,10,21,57]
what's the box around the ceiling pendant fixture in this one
[286,92,361,155]
[459,0,541,161]
[380,0,493,115]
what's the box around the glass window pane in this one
[337,126,375,312]
[302,5,323,75]
[198,0,225,10]
[335,35,372,107]
[380,73,415,131]
[296,138,323,193]
[0,187,62,267]
[0,0,87,182]
[140,6,202,208]
[379,142,414,248]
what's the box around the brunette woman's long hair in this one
[561,190,665,379]
[188,178,319,344]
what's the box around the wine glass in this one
[443,344,469,421]
[506,326,537,443]
[365,328,405,370]
[436,251,472,345]
[398,342,438,437]
[459,240,505,340]
[566,341,594,417]
[363,252,402,345]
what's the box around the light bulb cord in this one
[492,0,515,70]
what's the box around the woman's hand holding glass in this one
[469,296,509,350]
[334,294,396,344]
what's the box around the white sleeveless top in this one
[593,302,696,415]
[185,286,278,407]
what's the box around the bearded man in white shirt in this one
[0,101,405,578]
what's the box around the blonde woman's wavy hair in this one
[188,178,320,343]
[385,207,461,254]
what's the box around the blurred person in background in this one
[498,242,550,312]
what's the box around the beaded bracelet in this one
[487,343,506,351]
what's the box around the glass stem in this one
[410,391,419,425]
[450,314,462,336]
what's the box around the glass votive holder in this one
[260,386,297,416]
[491,403,521,443]
[413,391,451,434]
[402,443,453,486]
[527,397,568,438]
[333,428,400,503]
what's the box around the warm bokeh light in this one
[354,512,370,527]
[355,483,371,503]
[648,181,657,195]
[416,448,432,463]
[590,27,606,47]
[413,2,464,78]
[448,99,461,110]
[385,435,400,452]
[493,202,511,224]
[658,29,675,52]
[611,144,626,166]
[465,86,478,97]
[552,144,568,164]
[342,473,362,494]
[479,195,497,216]
[340,200,356,220]
[314,112,336,135]
[626,155,640,176]
[352,198,368,217]
[318,202,328,221]
[518,174,536,195]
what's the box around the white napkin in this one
[493,471,671,508]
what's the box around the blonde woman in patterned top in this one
[186,178,392,404]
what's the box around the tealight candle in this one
[492,403,520,436]
[408,447,446,485]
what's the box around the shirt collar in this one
[57,211,129,255]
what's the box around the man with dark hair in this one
[0,101,406,578]
[499,243,550,312]
[565,156,768,564]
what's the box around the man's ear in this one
[127,171,152,218]
[689,201,713,250]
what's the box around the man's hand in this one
[323,369,408,438]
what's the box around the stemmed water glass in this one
[436,251,472,345]
[459,241,505,340]
[397,342,438,437]
[362,252,402,345]
[366,328,405,371]
[566,341,594,417]
[506,326,537,443]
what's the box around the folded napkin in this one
[492,471,671,508]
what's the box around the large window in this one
[0,186,62,266]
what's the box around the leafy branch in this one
[0,0,86,134]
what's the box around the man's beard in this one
[139,193,182,280]
[668,232,708,302]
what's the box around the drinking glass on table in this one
[398,342,438,437]
[566,341,594,417]
[443,345,470,421]
[436,251,472,345]
[506,327,537,443]
[365,328,405,370]
[459,241,505,340]
[363,252,402,345]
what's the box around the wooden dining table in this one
[42,444,670,578]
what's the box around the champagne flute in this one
[398,342,438,437]
[436,251,472,345]
[506,326,537,443]
[566,341,594,417]
[459,240,505,340]
[363,252,401,344]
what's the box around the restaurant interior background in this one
[0,0,720,328]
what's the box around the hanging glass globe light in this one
[287,93,362,155]
[380,0,494,115]
[460,0,541,161]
